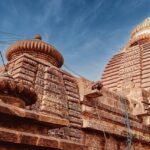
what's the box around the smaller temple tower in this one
[5,34,66,115]
[2,34,83,144]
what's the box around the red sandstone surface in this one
[1,18,150,149]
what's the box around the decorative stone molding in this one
[128,17,150,47]
[131,18,150,38]
[0,74,37,107]
[128,33,150,47]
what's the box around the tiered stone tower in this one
[5,34,83,143]
[102,17,150,90]
[102,17,150,118]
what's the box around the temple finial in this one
[34,34,42,40]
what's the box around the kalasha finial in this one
[34,34,42,40]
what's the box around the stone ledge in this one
[82,100,141,122]
[82,108,150,134]
[0,127,87,150]
[82,117,150,143]
[84,89,102,98]
[0,101,69,128]
[137,112,150,117]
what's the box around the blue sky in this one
[0,0,150,81]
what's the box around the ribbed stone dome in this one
[129,17,150,46]
[6,35,64,68]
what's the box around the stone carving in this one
[0,73,37,107]
[92,81,103,91]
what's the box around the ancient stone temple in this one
[1,17,150,150]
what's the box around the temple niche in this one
[1,18,150,150]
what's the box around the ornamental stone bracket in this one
[84,81,103,98]
[77,78,103,102]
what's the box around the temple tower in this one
[101,17,150,118]
[2,35,82,143]
[102,17,150,91]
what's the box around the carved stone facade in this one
[1,18,150,149]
